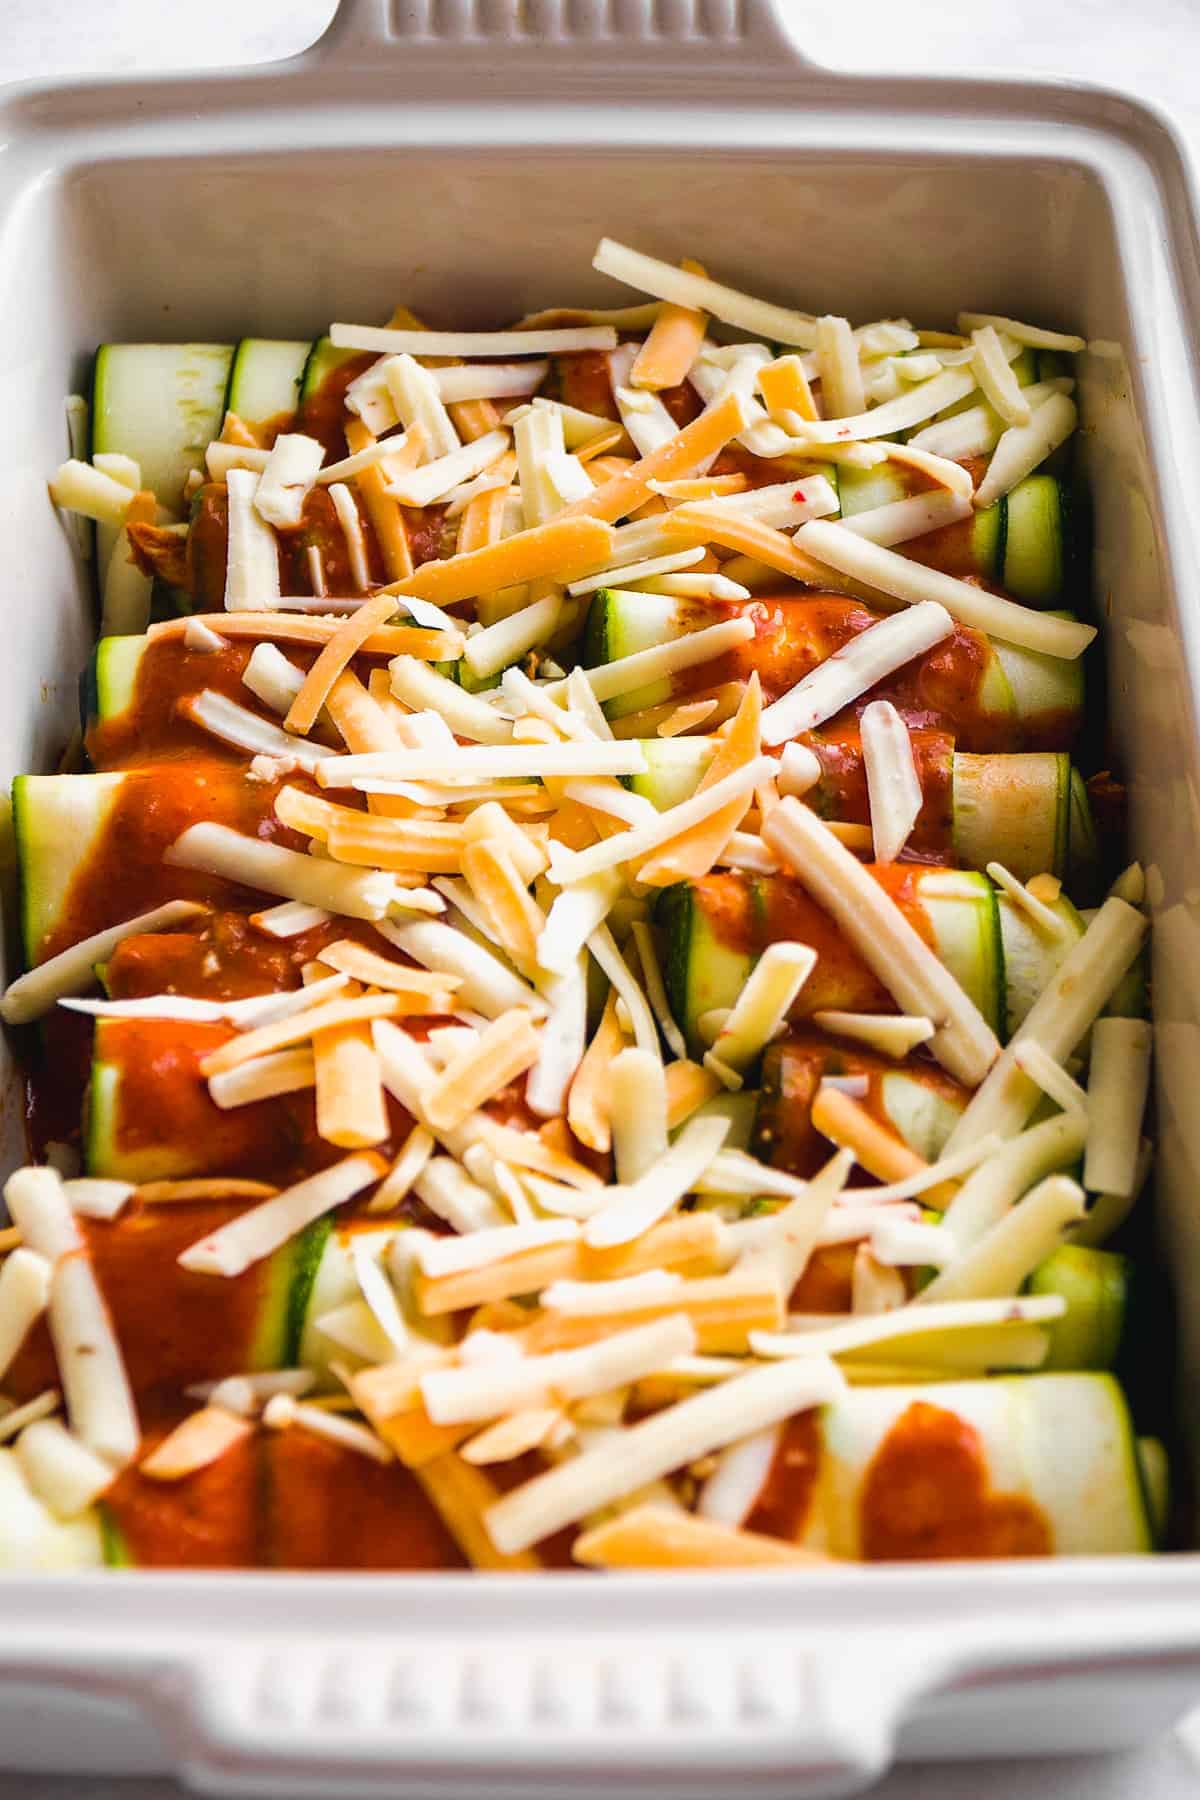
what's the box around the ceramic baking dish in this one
[2,0,1200,1790]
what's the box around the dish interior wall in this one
[0,142,1195,1525]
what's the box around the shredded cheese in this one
[485,1353,843,1554]
[763,799,1000,1088]
[811,1011,935,1059]
[841,488,972,547]
[378,515,615,605]
[559,389,753,526]
[178,1153,384,1278]
[165,822,397,920]
[151,611,452,659]
[423,1008,543,1133]
[223,467,282,611]
[254,433,326,528]
[974,392,1079,510]
[423,1314,695,1427]
[942,896,1148,1152]
[584,1112,730,1250]
[139,1406,252,1481]
[1083,1017,1152,1199]
[16,1419,115,1520]
[385,430,510,509]
[1,899,206,1026]
[815,314,866,418]
[796,520,1094,661]
[704,943,817,1085]
[332,324,619,357]
[593,238,819,349]
[970,325,1032,427]
[919,1174,1087,1304]
[958,311,1085,353]
[0,1247,52,1383]
[861,699,923,864]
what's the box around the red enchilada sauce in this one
[104,1420,260,1568]
[103,1426,468,1570]
[805,726,955,860]
[7,1201,289,1407]
[744,1412,822,1541]
[859,1402,1051,1560]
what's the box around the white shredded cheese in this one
[584,1113,730,1250]
[48,460,140,527]
[550,757,773,888]
[380,354,461,459]
[815,314,866,418]
[566,548,705,598]
[610,1048,669,1185]
[752,1294,1066,1360]
[918,1174,1086,1303]
[223,468,282,611]
[762,800,1000,1088]
[332,325,618,358]
[840,488,973,547]
[593,239,819,349]
[861,699,923,864]
[331,741,646,787]
[179,1154,382,1278]
[974,392,1079,510]
[1,899,206,1027]
[387,657,513,745]
[958,312,1085,353]
[165,822,397,920]
[242,642,305,715]
[463,592,562,682]
[759,603,954,746]
[182,689,337,772]
[0,1248,52,1383]
[423,1314,696,1427]
[704,943,817,1084]
[16,1419,114,1520]
[183,618,228,653]
[1083,1017,1152,1199]
[385,430,510,509]
[485,1352,844,1554]
[328,482,371,590]
[941,897,1147,1152]
[794,520,1095,661]
[970,325,1032,427]
[254,434,326,528]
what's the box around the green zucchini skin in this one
[753,1034,966,1177]
[969,476,1072,608]
[91,342,233,591]
[299,336,362,403]
[660,868,1003,1058]
[585,587,1083,749]
[225,338,311,428]
[807,1374,1152,1557]
[1028,1245,1133,1370]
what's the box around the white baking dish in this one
[2,0,1200,1789]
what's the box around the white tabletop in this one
[2,2,1199,1794]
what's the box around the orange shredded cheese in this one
[198,995,403,1077]
[630,259,709,390]
[423,1008,543,1133]
[149,613,456,660]
[637,673,762,886]
[285,592,403,736]
[559,389,749,525]
[343,417,414,584]
[379,516,615,605]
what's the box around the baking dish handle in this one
[155,1631,928,1797]
[310,0,809,76]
